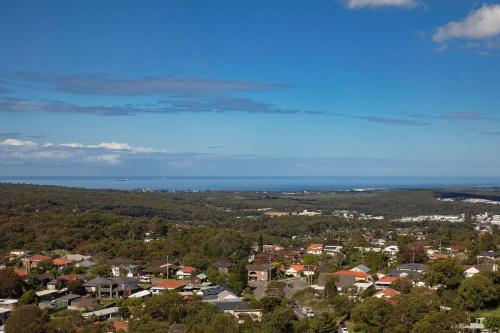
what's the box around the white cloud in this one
[59,143,85,148]
[433,4,500,42]
[58,141,167,153]
[0,138,168,167]
[93,142,131,150]
[1,138,37,147]
[345,0,417,9]
[84,154,121,165]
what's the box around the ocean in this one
[1,176,500,191]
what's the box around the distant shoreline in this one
[1,176,500,192]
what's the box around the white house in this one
[383,245,399,256]
[324,245,342,256]
[306,244,324,255]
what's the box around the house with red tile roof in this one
[428,252,449,261]
[58,273,83,282]
[334,270,373,282]
[306,244,324,255]
[375,276,400,290]
[285,264,316,277]
[373,287,400,299]
[151,280,188,294]
[447,245,466,254]
[21,254,52,268]
[52,258,73,270]
[176,266,196,279]
[14,268,28,278]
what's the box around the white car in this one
[139,275,151,283]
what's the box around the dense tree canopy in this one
[0,268,24,298]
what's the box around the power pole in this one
[166,255,169,279]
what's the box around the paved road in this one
[249,276,311,299]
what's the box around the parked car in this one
[139,275,151,283]
[305,308,315,318]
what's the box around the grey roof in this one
[202,284,237,297]
[84,276,113,287]
[478,251,499,257]
[213,301,250,311]
[398,263,426,271]
[82,306,119,317]
[335,275,356,289]
[388,269,420,280]
[78,260,96,268]
[353,265,371,273]
[213,260,232,269]
[246,263,272,272]
[57,293,81,301]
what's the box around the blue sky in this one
[1,0,500,176]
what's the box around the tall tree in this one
[458,274,498,310]
[5,305,48,333]
[424,258,464,289]
[352,298,394,333]
[18,290,39,305]
[411,309,466,333]
[258,234,264,253]
[0,268,24,298]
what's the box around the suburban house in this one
[398,263,427,273]
[83,277,115,298]
[213,260,232,274]
[75,259,96,271]
[52,258,73,270]
[151,280,188,294]
[176,266,196,279]
[324,245,342,256]
[202,285,239,302]
[246,263,272,281]
[213,302,262,323]
[0,299,17,311]
[262,244,283,252]
[128,289,153,299]
[68,296,99,312]
[65,254,92,263]
[334,270,373,282]
[477,250,500,261]
[83,276,139,298]
[447,245,466,254]
[351,265,370,274]
[463,263,497,278]
[383,245,399,256]
[306,244,324,255]
[285,265,316,277]
[14,268,28,279]
[113,276,140,297]
[334,274,356,291]
[373,287,400,300]
[9,250,29,258]
[375,276,400,290]
[142,263,175,277]
[21,254,52,268]
[428,252,449,261]
[333,270,374,291]
[82,307,120,321]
